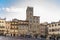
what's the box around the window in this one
[2,21,4,23]
[58,23,60,26]
[37,21,38,23]
[52,24,54,27]
[55,24,57,26]
[15,23,17,24]
[52,29,55,32]
[57,29,59,31]
[12,23,14,24]
[30,13,32,15]
[49,25,51,27]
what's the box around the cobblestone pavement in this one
[0,36,46,40]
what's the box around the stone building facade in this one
[10,19,19,36]
[5,19,29,36]
[26,7,40,37]
[5,21,11,36]
[40,22,48,37]
[47,21,60,40]
[47,21,60,36]
[0,7,41,37]
[18,20,29,36]
[0,18,6,35]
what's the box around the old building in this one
[26,7,33,34]
[32,16,40,36]
[10,19,19,36]
[0,7,41,37]
[47,21,60,40]
[26,7,40,37]
[6,19,29,37]
[26,7,33,21]
[0,18,6,35]
[40,22,48,37]
[18,20,29,36]
[5,21,11,36]
[47,22,59,35]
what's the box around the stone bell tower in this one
[26,7,33,21]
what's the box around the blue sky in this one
[0,0,16,7]
[0,0,60,23]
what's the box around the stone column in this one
[55,36,57,40]
[46,35,50,40]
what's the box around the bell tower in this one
[26,7,33,21]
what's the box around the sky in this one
[0,0,60,23]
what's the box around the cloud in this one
[1,7,25,13]
[0,7,26,21]
[33,0,60,23]
[0,0,60,23]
